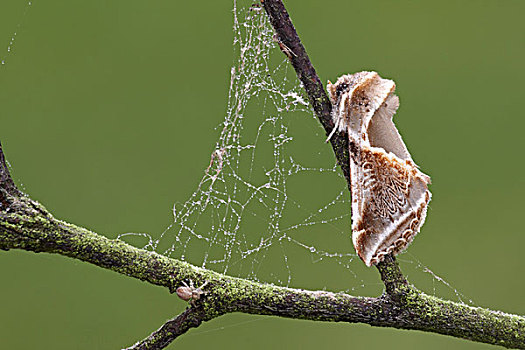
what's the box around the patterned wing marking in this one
[351,145,431,266]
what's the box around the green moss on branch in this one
[1,184,524,348]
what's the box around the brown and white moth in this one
[327,71,431,266]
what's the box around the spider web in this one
[121,1,361,289]
[1,1,32,68]
[116,2,473,301]
[0,0,472,300]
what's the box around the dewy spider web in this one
[119,1,473,301]
[1,1,32,68]
[0,0,472,300]
[121,1,359,289]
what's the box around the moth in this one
[327,71,431,266]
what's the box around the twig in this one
[124,307,208,350]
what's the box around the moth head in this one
[327,79,351,103]
[326,71,386,141]
[327,72,375,104]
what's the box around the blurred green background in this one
[1,0,524,349]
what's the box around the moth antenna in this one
[325,124,338,143]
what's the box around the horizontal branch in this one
[0,142,523,348]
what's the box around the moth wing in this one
[366,94,412,161]
[350,145,431,266]
[329,71,432,266]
